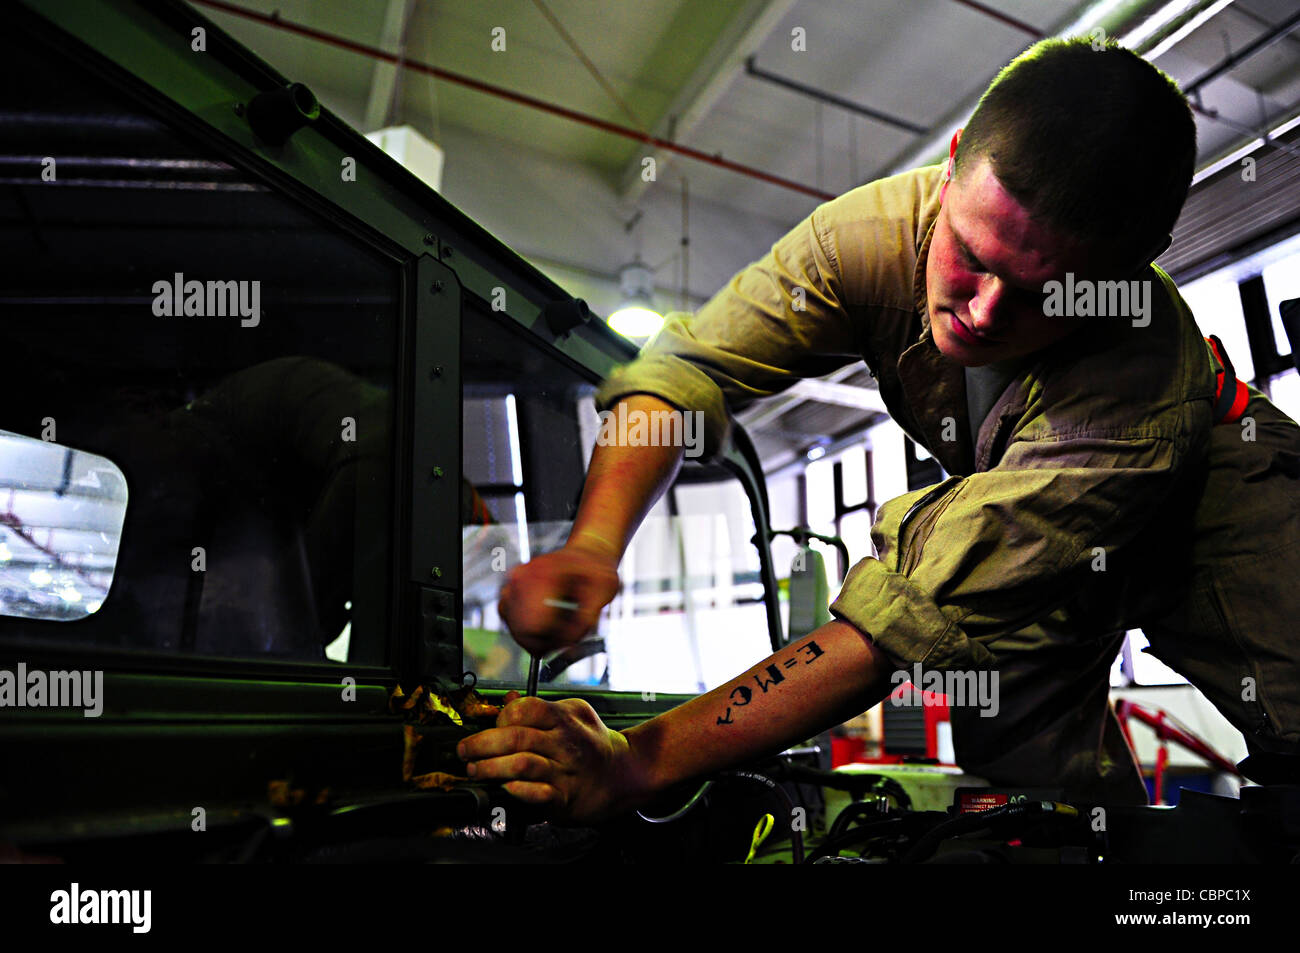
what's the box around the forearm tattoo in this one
[716,640,824,726]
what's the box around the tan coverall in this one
[595,164,1300,803]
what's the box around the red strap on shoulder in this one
[1206,336,1250,424]
[1225,377,1250,422]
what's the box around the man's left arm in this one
[460,620,897,823]
[831,419,1201,672]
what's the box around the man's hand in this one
[458,690,651,824]
[497,545,621,655]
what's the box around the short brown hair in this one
[954,36,1196,267]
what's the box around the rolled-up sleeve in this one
[830,423,1200,671]
[594,205,866,460]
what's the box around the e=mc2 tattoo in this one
[716,640,824,726]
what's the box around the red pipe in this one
[1154,731,1169,805]
[192,0,837,202]
[949,0,1042,38]
[1116,699,1244,776]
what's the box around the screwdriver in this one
[526,597,580,697]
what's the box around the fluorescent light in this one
[1137,0,1235,59]
[514,492,531,564]
[505,393,524,487]
[1192,110,1300,184]
[609,260,664,340]
[1121,0,1198,48]
[1193,139,1263,184]
[608,306,664,340]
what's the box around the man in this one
[458,37,1300,822]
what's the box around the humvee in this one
[3,0,1295,866]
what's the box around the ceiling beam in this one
[737,365,884,433]
[617,0,801,201]
[778,377,889,411]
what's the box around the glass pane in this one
[463,396,518,488]
[0,433,127,621]
[460,309,773,693]
[460,308,593,687]
[0,33,398,663]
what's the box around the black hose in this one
[901,800,1078,864]
[804,816,910,863]
[826,798,890,843]
[767,763,913,812]
[636,781,713,824]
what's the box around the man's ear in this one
[942,128,962,203]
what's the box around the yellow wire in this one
[745,813,775,864]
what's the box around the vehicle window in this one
[0,31,398,665]
[461,309,773,693]
[0,433,127,622]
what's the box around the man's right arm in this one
[497,393,685,655]
[567,393,686,564]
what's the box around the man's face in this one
[927,156,1099,367]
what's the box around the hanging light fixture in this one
[608,260,664,341]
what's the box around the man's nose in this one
[968,275,1009,335]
